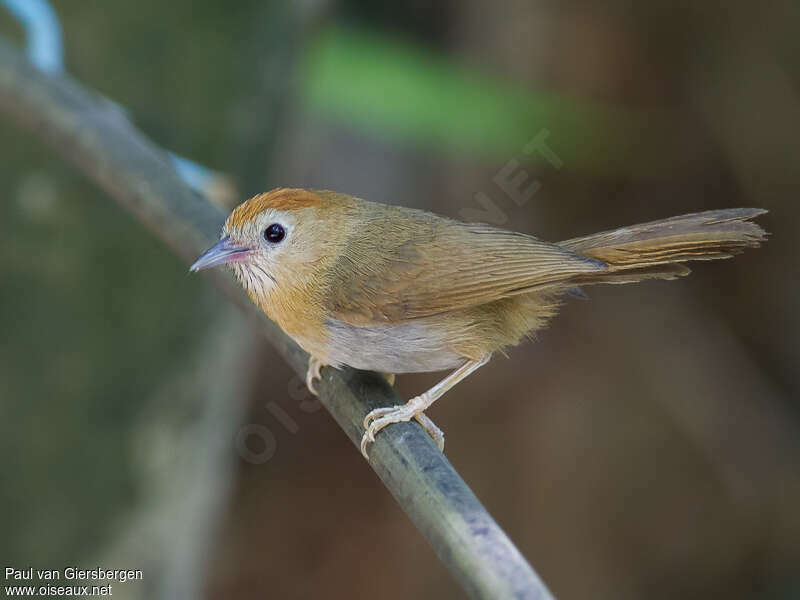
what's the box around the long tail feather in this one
[559,208,768,285]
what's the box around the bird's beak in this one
[190,236,251,272]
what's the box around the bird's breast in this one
[317,318,464,373]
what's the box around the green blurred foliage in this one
[300,26,682,177]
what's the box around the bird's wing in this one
[325,212,606,325]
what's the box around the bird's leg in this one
[306,356,326,396]
[361,355,490,458]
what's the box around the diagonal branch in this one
[0,39,555,600]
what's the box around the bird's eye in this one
[263,223,285,243]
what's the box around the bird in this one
[190,188,767,458]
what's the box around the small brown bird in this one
[190,188,767,458]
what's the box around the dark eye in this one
[263,223,285,243]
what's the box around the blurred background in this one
[1,1,798,598]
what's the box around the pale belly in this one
[297,318,465,374]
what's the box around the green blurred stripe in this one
[299,27,682,177]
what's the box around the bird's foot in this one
[360,394,444,459]
[306,356,325,396]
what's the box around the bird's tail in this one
[558,208,768,285]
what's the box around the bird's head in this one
[190,188,349,302]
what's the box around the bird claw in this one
[306,356,325,396]
[416,413,445,452]
[360,395,444,459]
[359,429,376,458]
[363,406,397,429]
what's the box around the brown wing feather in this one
[324,205,606,325]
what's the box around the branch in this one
[0,39,555,600]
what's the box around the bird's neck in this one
[245,271,330,352]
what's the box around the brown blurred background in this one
[1,1,798,599]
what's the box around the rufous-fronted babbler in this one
[191,188,767,458]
